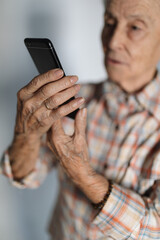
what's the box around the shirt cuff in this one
[92,183,145,239]
[0,151,49,189]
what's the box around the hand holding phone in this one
[24,38,79,119]
[7,39,86,181]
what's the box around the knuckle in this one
[65,78,71,87]
[68,102,75,111]
[50,95,60,107]
[34,114,41,124]
[17,89,24,101]
[46,70,54,79]
[30,75,40,87]
[57,107,65,117]
[43,70,51,81]
[51,109,61,120]
[61,77,71,88]
[32,115,41,126]
[33,113,47,128]
[40,110,50,122]
[40,85,48,97]
[22,100,35,116]
[44,69,58,81]
[39,120,46,128]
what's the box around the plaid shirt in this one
[1,72,160,239]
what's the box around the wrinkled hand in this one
[47,108,94,185]
[47,108,109,204]
[9,69,85,179]
[15,69,84,137]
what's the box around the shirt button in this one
[148,111,152,116]
[115,124,119,130]
[104,164,107,169]
[125,96,128,101]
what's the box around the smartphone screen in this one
[24,38,78,119]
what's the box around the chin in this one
[106,68,132,91]
[107,68,126,82]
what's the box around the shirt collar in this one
[136,71,160,123]
[102,70,160,124]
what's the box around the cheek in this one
[130,39,159,71]
[149,40,160,65]
[130,46,145,66]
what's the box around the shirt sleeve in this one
[91,177,160,239]
[0,138,57,189]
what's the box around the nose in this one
[108,25,126,51]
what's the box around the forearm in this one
[1,134,57,189]
[78,171,109,204]
[8,134,41,179]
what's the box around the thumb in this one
[74,108,87,138]
[51,119,65,136]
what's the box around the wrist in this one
[13,132,41,143]
[79,170,109,204]
[92,179,113,209]
[8,133,41,163]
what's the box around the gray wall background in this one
[0,1,106,240]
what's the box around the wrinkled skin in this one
[102,0,160,93]
[9,69,85,179]
[9,0,160,204]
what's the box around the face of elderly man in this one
[102,0,160,92]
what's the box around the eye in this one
[131,25,141,31]
[128,23,145,40]
[104,16,115,27]
[104,21,115,30]
[105,22,113,27]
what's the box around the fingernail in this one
[75,84,81,91]
[78,97,85,104]
[73,98,85,108]
[55,69,63,77]
[70,76,78,83]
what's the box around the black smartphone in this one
[24,38,78,119]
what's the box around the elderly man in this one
[1,0,160,239]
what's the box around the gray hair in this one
[103,0,160,9]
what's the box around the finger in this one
[27,83,82,124]
[50,97,85,121]
[44,84,81,110]
[74,108,87,137]
[34,75,78,103]
[17,68,64,101]
[27,97,85,134]
[20,76,79,120]
[51,119,65,136]
[27,104,51,132]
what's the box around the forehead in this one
[106,0,159,22]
